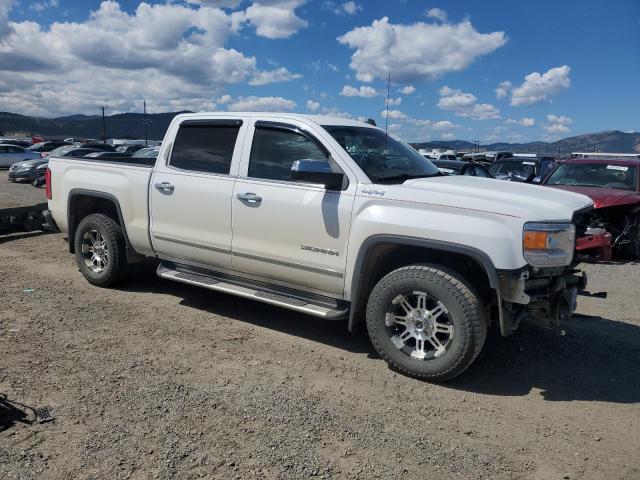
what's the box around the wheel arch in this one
[67,189,139,260]
[348,235,499,331]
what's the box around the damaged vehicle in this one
[544,158,640,259]
[489,157,557,183]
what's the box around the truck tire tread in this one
[366,264,486,382]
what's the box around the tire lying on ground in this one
[73,213,130,287]
[366,264,487,382]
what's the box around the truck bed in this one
[47,156,156,256]
[52,156,156,167]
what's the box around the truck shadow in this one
[0,394,32,432]
[123,267,640,404]
[123,265,374,356]
[449,314,640,403]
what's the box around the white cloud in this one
[306,99,320,112]
[31,0,58,12]
[495,80,511,99]
[440,132,455,140]
[186,0,244,7]
[544,123,570,133]
[249,66,302,85]
[325,1,362,16]
[340,84,378,97]
[241,1,308,39]
[337,16,506,83]
[228,95,296,111]
[543,114,572,133]
[385,96,402,106]
[510,65,571,106]
[321,106,353,118]
[506,117,535,127]
[546,114,572,125]
[399,85,415,95]
[341,2,362,15]
[437,86,500,120]
[425,8,447,22]
[0,1,302,116]
[217,94,233,104]
[431,120,459,131]
[381,109,406,119]
[0,0,15,39]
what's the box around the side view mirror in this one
[291,159,344,190]
[532,176,542,184]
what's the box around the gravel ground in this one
[1,181,639,479]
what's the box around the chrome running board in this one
[157,264,349,320]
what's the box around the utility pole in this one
[143,100,148,147]
[101,106,107,143]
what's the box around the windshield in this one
[27,142,44,151]
[132,147,159,158]
[488,159,537,178]
[322,125,440,183]
[546,163,638,190]
[49,145,75,157]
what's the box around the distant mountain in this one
[0,111,638,154]
[0,111,191,140]
[413,130,640,155]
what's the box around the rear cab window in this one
[169,121,241,175]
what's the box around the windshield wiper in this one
[376,173,441,184]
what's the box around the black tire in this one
[622,223,640,259]
[366,265,487,382]
[73,213,129,287]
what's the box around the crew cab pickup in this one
[45,113,593,381]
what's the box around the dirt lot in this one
[1,181,639,480]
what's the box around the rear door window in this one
[170,123,241,175]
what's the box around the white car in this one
[44,112,593,380]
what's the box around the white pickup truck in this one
[45,113,592,380]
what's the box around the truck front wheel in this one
[73,213,129,287]
[366,265,487,381]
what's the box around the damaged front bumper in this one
[496,266,588,336]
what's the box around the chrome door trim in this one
[153,234,231,255]
[232,250,344,278]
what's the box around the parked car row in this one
[3,142,160,184]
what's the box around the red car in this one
[543,158,640,260]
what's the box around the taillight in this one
[45,167,52,200]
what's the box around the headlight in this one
[523,222,575,267]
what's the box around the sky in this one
[0,0,638,143]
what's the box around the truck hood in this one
[376,176,593,221]
[546,185,640,209]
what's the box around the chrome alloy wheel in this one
[81,229,109,273]
[385,291,454,360]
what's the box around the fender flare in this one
[348,234,500,331]
[67,188,140,260]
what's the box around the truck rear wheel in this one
[366,265,487,381]
[74,213,129,287]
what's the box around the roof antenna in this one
[384,73,391,150]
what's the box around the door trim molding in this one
[153,235,344,279]
[232,250,344,278]
[153,234,231,255]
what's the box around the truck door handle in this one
[155,181,175,194]
[236,192,262,204]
